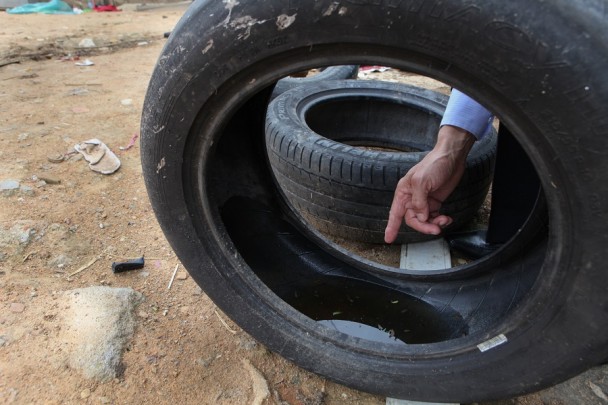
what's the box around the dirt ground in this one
[1,4,607,405]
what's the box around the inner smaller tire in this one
[265,79,498,244]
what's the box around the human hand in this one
[384,125,476,243]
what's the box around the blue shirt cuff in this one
[440,89,494,140]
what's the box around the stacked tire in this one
[265,79,497,243]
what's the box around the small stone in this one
[120,99,133,106]
[48,255,72,268]
[1,180,20,196]
[38,176,61,185]
[0,179,20,189]
[80,389,91,399]
[99,397,111,404]
[10,302,25,313]
[78,38,96,48]
[69,88,89,96]
[19,185,34,196]
[0,335,7,346]
[176,272,188,280]
[47,154,65,163]
[17,133,29,141]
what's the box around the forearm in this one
[433,125,476,164]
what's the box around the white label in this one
[477,334,508,352]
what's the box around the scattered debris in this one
[22,251,36,262]
[37,175,61,184]
[6,0,74,14]
[75,59,94,66]
[588,381,608,401]
[80,389,91,399]
[120,98,133,106]
[214,309,237,335]
[67,256,98,278]
[74,138,121,175]
[94,4,120,12]
[112,256,145,273]
[242,359,270,405]
[167,263,179,289]
[59,54,79,62]
[78,38,96,48]
[119,133,139,151]
[359,65,391,73]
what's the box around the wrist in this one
[435,125,476,159]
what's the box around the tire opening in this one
[266,70,505,267]
[205,67,548,346]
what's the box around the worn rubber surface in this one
[140,0,608,402]
[265,80,497,243]
[270,65,359,100]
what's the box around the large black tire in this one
[270,65,359,100]
[140,1,608,402]
[265,80,497,244]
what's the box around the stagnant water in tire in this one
[221,197,470,345]
[291,283,467,345]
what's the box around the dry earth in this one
[1,3,607,405]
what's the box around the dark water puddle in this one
[289,281,463,345]
[220,196,468,345]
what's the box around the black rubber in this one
[265,80,497,243]
[140,1,608,402]
[270,65,359,100]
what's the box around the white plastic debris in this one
[74,138,121,175]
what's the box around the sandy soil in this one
[0,4,605,405]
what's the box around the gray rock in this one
[78,38,96,48]
[19,185,34,196]
[48,254,72,269]
[0,180,20,197]
[61,287,144,381]
[0,221,36,248]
